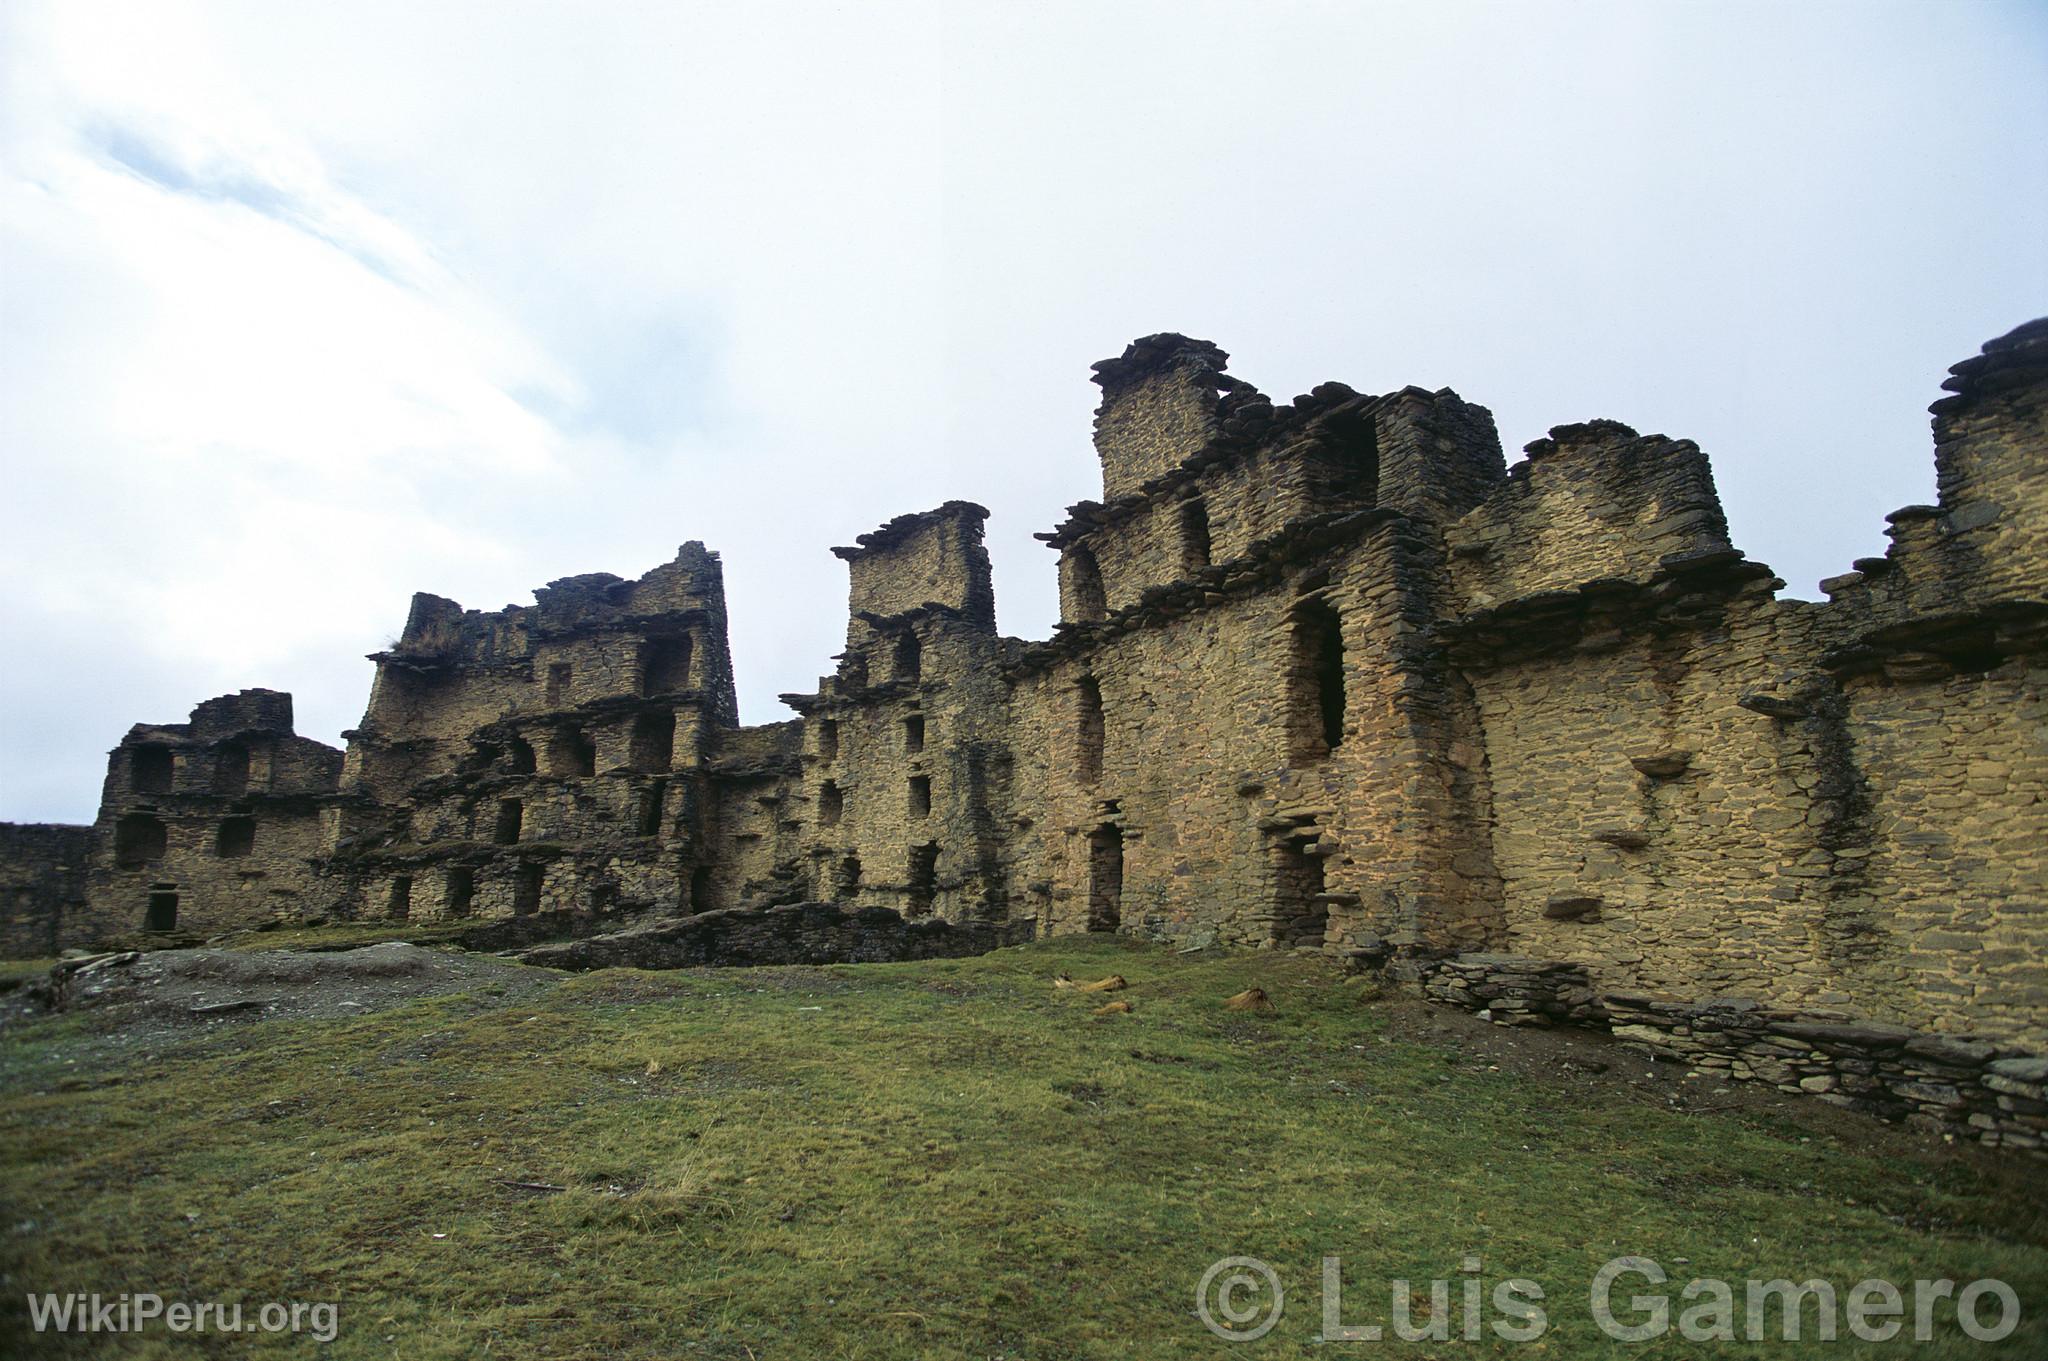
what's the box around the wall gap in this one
[1290,596,1347,759]
[1179,497,1212,573]
[446,866,475,917]
[632,709,676,772]
[212,741,251,795]
[1087,824,1123,932]
[642,635,694,695]
[551,727,597,777]
[513,863,543,915]
[638,778,668,838]
[1075,677,1105,785]
[1274,838,1329,947]
[906,843,938,917]
[131,747,173,795]
[114,814,166,869]
[216,816,256,858]
[894,631,922,684]
[1067,547,1107,622]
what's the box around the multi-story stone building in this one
[6,321,2043,1081]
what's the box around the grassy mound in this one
[2,937,2042,1357]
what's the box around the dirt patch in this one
[17,943,555,1032]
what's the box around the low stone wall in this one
[456,909,639,954]
[1421,953,2047,1153]
[518,902,1034,971]
[0,823,92,958]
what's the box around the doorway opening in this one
[1274,838,1330,947]
[1087,824,1124,932]
[513,863,544,916]
[445,866,475,918]
[906,843,938,917]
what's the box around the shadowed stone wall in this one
[0,824,91,957]
[69,690,344,943]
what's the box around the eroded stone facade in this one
[62,689,344,943]
[6,323,2043,1088]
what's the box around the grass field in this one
[2,936,2043,1358]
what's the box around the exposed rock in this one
[517,903,1030,972]
[29,943,551,1026]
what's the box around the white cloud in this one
[1,0,2044,821]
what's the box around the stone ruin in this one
[4,320,2043,1146]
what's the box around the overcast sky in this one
[1,1,2042,824]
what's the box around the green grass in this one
[2,938,2042,1358]
[0,957,53,988]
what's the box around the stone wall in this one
[1846,663,2047,1040]
[0,824,91,957]
[2,320,2041,1140]
[788,503,1015,927]
[1004,510,1501,959]
[837,501,997,626]
[74,690,344,943]
[1089,335,1233,501]
[1444,422,1732,607]
[518,900,1033,971]
[1422,953,2048,1152]
[322,543,742,931]
[1424,323,2047,1047]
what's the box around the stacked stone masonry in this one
[4,321,2043,1147]
[1423,954,2048,1150]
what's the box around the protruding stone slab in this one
[1629,751,1692,779]
[1543,894,1603,921]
